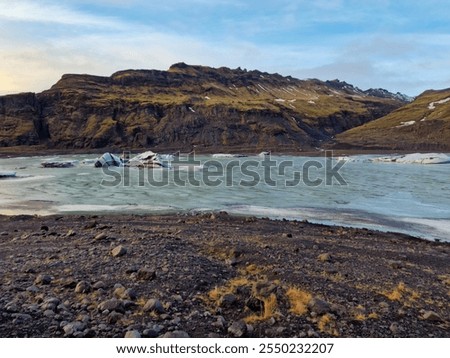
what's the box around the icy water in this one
[0,153,449,242]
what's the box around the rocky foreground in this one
[0,213,448,338]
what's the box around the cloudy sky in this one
[1,0,449,96]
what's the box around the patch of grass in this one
[382,282,420,304]
[244,293,279,323]
[317,313,339,336]
[285,287,312,315]
[384,282,407,301]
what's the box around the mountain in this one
[334,88,450,151]
[0,63,408,152]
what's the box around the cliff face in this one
[334,88,450,151]
[0,63,407,152]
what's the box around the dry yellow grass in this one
[317,313,339,336]
[208,276,252,303]
[384,282,407,301]
[244,293,279,323]
[382,282,421,307]
[285,287,312,315]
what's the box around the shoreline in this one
[0,213,448,338]
[1,145,449,159]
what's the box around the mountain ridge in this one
[0,63,408,152]
[334,87,450,151]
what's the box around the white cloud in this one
[0,0,121,28]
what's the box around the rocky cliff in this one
[334,88,450,151]
[0,63,407,152]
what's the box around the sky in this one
[1,0,450,96]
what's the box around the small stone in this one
[125,330,141,338]
[228,320,247,337]
[94,232,108,240]
[143,299,164,314]
[41,297,60,311]
[34,274,52,285]
[84,221,97,229]
[26,285,40,293]
[282,233,293,238]
[93,281,106,290]
[43,309,55,317]
[98,299,124,313]
[389,322,399,334]
[111,245,127,257]
[308,298,331,315]
[307,329,319,338]
[389,261,403,269]
[40,225,49,231]
[113,287,137,300]
[212,316,226,329]
[5,301,20,313]
[63,321,86,336]
[317,253,332,262]
[75,281,91,294]
[219,293,237,308]
[143,329,159,338]
[0,231,8,236]
[66,229,76,237]
[11,313,32,323]
[163,330,190,338]
[108,311,123,324]
[422,311,443,322]
[136,267,156,281]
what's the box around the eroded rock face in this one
[0,64,406,151]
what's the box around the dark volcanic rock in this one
[0,64,406,151]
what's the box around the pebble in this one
[422,311,443,322]
[93,281,106,290]
[308,298,331,315]
[63,321,86,336]
[317,253,332,262]
[0,231,8,236]
[219,293,237,308]
[11,313,32,323]
[228,320,247,337]
[34,274,52,285]
[43,310,55,318]
[212,316,226,329]
[94,232,108,240]
[66,229,76,237]
[163,330,190,338]
[75,281,91,294]
[143,299,165,314]
[113,287,137,300]
[143,329,159,338]
[98,299,124,313]
[389,260,403,269]
[26,285,40,293]
[389,322,399,334]
[125,330,141,338]
[111,245,127,257]
[136,267,156,281]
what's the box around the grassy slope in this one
[335,88,450,150]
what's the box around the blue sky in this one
[1,0,450,96]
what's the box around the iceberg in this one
[41,161,78,168]
[0,171,16,178]
[128,151,165,168]
[94,153,123,168]
[371,153,450,165]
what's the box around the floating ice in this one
[371,153,450,164]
